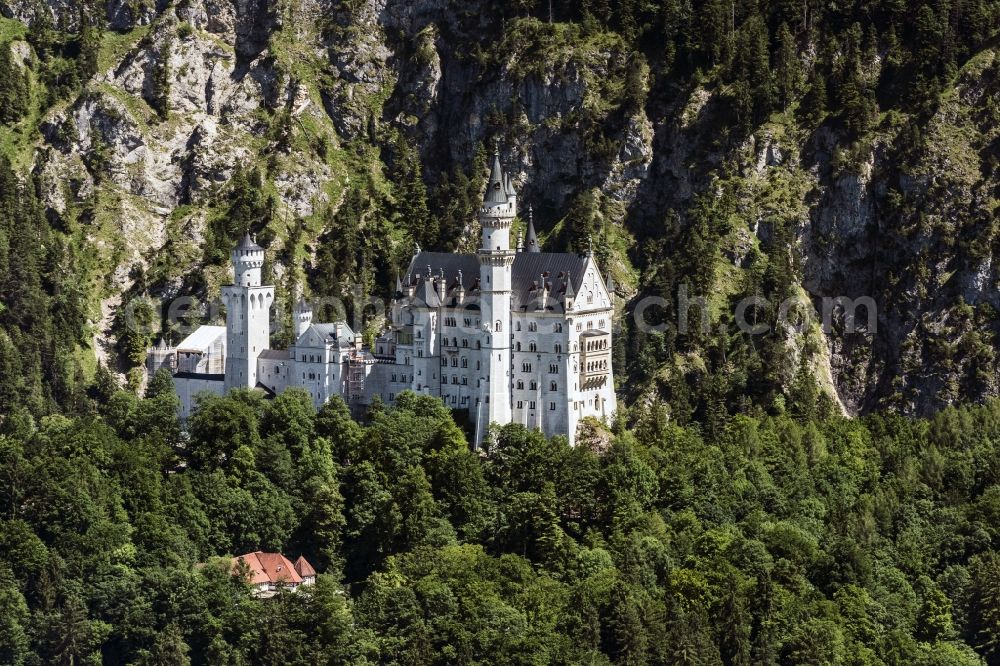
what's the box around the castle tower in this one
[221,233,274,390]
[476,146,516,441]
[294,296,313,339]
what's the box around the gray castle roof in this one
[236,232,263,252]
[403,250,591,311]
[484,150,508,205]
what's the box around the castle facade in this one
[149,151,616,444]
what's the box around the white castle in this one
[149,150,617,444]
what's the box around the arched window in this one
[587,291,594,304]
[495,320,502,332]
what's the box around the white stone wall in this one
[175,376,226,418]
[221,285,274,390]
[257,357,291,395]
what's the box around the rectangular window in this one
[549,402,556,410]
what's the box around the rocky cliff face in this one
[3,0,999,415]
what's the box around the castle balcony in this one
[579,330,611,388]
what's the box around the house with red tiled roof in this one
[233,551,317,598]
[294,555,316,585]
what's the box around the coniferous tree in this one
[797,69,827,127]
[0,43,29,124]
[774,22,802,111]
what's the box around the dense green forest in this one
[4,373,1000,664]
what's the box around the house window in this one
[555,323,563,332]
[530,381,537,391]
[462,377,467,385]
[461,358,468,368]
[516,321,522,331]
[529,342,537,352]
[516,342,522,351]
[549,364,559,374]
[521,362,532,373]
[529,401,536,410]
[550,381,558,391]
[528,322,537,332]
[495,321,502,332]
[554,344,562,354]
[549,402,556,410]
[517,400,524,409]
[517,380,524,390]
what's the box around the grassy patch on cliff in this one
[97,24,151,74]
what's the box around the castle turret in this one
[525,205,539,253]
[294,297,313,339]
[221,233,274,390]
[232,233,265,286]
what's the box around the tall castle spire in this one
[525,204,539,253]
[485,144,508,205]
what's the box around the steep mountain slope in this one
[0,0,998,422]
